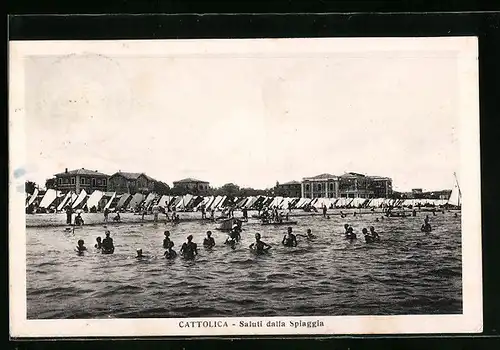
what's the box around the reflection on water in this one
[26,211,462,319]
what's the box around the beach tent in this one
[209,196,223,211]
[57,192,72,211]
[157,195,171,208]
[103,192,117,210]
[235,197,248,208]
[115,193,132,210]
[71,189,88,209]
[26,188,39,208]
[85,190,104,211]
[142,193,156,209]
[215,196,228,210]
[128,193,146,209]
[243,196,256,209]
[39,189,60,209]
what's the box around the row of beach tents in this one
[26,188,459,214]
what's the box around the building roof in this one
[280,180,301,185]
[341,172,366,177]
[173,177,209,184]
[110,171,156,182]
[54,168,109,177]
[303,173,338,180]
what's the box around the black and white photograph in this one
[9,37,482,337]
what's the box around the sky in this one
[23,39,462,192]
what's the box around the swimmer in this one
[369,226,380,241]
[163,231,173,249]
[180,235,198,259]
[297,228,316,240]
[203,231,215,248]
[282,227,298,247]
[345,226,356,240]
[249,233,271,253]
[94,236,102,249]
[164,246,177,259]
[230,224,241,242]
[136,249,148,259]
[102,230,115,254]
[75,213,84,226]
[421,218,432,233]
[76,239,87,253]
[362,228,373,243]
[454,213,458,218]
[375,217,379,222]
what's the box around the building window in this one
[58,178,62,185]
[317,184,322,191]
[102,179,106,186]
[92,178,97,186]
[329,183,334,191]
[305,184,310,191]
[71,177,75,185]
[80,177,86,185]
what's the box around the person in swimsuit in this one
[75,213,84,226]
[345,226,356,240]
[102,231,115,253]
[249,233,271,253]
[362,228,372,243]
[76,239,87,254]
[203,231,215,248]
[94,236,102,249]
[180,235,198,259]
[163,231,173,249]
[297,228,316,240]
[136,249,148,259]
[229,224,241,242]
[164,246,177,259]
[282,227,298,247]
[369,226,380,241]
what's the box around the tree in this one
[169,186,189,196]
[216,183,240,197]
[25,181,36,194]
[45,178,56,190]
[153,181,171,195]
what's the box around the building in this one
[301,173,340,198]
[107,171,157,194]
[172,178,210,195]
[301,172,393,198]
[54,168,110,194]
[275,180,302,198]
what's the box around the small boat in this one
[261,220,298,226]
[215,217,242,232]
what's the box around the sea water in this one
[26,210,462,319]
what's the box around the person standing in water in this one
[282,227,298,247]
[297,228,316,240]
[102,231,115,253]
[249,233,271,253]
[203,231,215,248]
[322,205,327,218]
[136,249,148,259]
[76,239,87,253]
[163,231,173,249]
[94,237,102,249]
[369,226,380,241]
[180,235,198,259]
[164,245,177,259]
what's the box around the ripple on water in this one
[26,212,463,318]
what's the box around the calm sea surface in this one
[26,210,462,319]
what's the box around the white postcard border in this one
[9,37,482,337]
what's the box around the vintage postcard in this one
[9,37,482,337]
